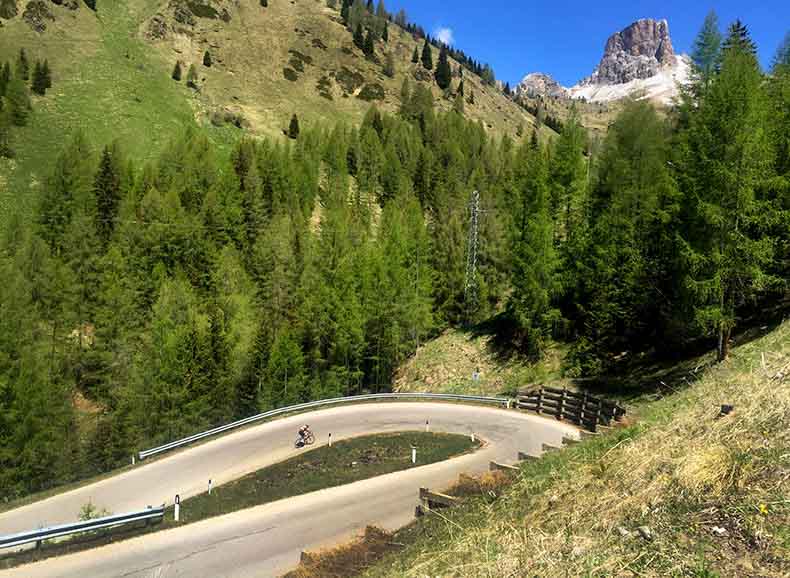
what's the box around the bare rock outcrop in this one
[514,72,567,98]
[23,0,54,32]
[580,18,675,86]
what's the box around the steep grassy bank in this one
[359,320,790,577]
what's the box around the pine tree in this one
[186,64,198,89]
[722,19,757,56]
[434,45,452,89]
[94,145,123,247]
[772,31,790,70]
[508,141,559,357]
[382,21,389,43]
[288,114,300,139]
[375,0,386,18]
[366,0,373,12]
[353,23,365,50]
[172,61,182,81]
[42,59,52,89]
[420,38,433,70]
[411,45,419,64]
[363,28,375,58]
[0,109,12,158]
[340,0,350,23]
[691,10,722,92]
[203,50,212,67]
[5,77,31,127]
[680,37,773,361]
[84,0,96,10]
[16,48,29,81]
[31,61,47,95]
[0,62,11,98]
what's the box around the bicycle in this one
[294,429,315,448]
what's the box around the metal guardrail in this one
[0,506,165,550]
[138,393,510,461]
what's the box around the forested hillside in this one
[0,12,788,502]
[0,0,541,227]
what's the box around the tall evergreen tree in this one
[172,61,182,81]
[5,77,31,127]
[340,0,350,23]
[363,28,375,58]
[508,141,559,357]
[411,45,419,64]
[420,38,433,70]
[0,62,11,98]
[680,34,774,361]
[288,114,300,139]
[435,45,452,90]
[382,21,389,42]
[42,59,52,90]
[722,19,757,56]
[353,23,365,50]
[31,61,47,95]
[690,10,722,92]
[203,50,212,67]
[94,145,124,247]
[16,48,29,81]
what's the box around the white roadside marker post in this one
[208,479,212,495]
[174,494,180,522]
[132,455,135,466]
[425,420,429,432]
[328,433,332,447]
[471,432,475,442]
[411,445,417,464]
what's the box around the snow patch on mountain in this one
[568,54,690,104]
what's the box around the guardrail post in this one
[208,479,213,495]
[536,389,543,414]
[174,494,180,522]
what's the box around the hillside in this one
[0,0,543,227]
[308,319,790,577]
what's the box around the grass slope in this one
[0,1,218,226]
[0,0,544,229]
[362,320,790,577]
[394,328,566,396]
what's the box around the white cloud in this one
[434,27,454,46]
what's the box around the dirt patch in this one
[285,526,401,578]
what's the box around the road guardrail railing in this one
[0,506,165,550]
[138,392,510,461]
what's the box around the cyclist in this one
[297,424,311,446]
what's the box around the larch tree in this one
[680,27,775,361]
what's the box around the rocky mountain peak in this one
[514,72,567,98]
[583,18,676,86]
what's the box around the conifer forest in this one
[0,15,788,500]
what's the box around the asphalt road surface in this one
[0,402,578,577]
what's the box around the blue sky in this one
[386,1,790,86]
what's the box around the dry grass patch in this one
[286,526,401,578]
